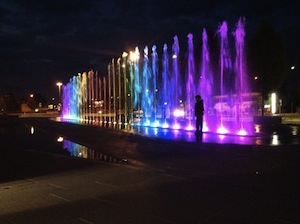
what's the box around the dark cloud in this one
[0,0,299,99]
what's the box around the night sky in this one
[0,0,299,100]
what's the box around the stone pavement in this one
[0,117,300,224]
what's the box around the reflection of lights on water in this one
[154,128,158,136]
[186,131,194,139]
[218,134,226,141]
[57,136,64,142]
[256,139,262,145]
[30,126,34,135]
[272,135,279,145]
[173,129,180,138]
[144,127,149,135]
[291,126,298,136]
[239,136,245,141]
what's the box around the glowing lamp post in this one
[56,82,63,109]
[271,92,276,114]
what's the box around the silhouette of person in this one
[194,95,204,134]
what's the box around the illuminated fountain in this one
[61,17,254,136]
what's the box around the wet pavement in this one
[1,116,300,223]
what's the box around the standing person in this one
[194,95,204,134]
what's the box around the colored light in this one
[271,93,276,114]
[151,121,159,127]
[202,122,209,132]
[162,123,169,128]
[173,109,185,117]
[186,125,194,131]
[172,124,180,129]
[237,129,247,136]
[217,126,228,134]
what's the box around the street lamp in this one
[56,82,62,109]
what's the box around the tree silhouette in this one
[248,22,287,115]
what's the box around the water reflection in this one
[27,125,122,163]
[30,126,34,135]
[60,137,122,164]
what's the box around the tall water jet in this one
[186,33,196,130]
[151,45,158,124]
[141,46,152,125]
[199,28,213,131]
[116,58,122,123]
[234,17,250,135]
[162,43,170,122]
[122,52,129,124]
[132,47,141,122]
[217,21,232,134]
[171,36,182,129]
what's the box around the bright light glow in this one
[186,125,194,131]
[202,122,209,132]
[173,109,184,117]
[172,54,177,59]
[271,92,276,114]
[57,136,64,142]
[30,126,34,135]
[255,124,260,133]
[272,134,279,145]
[237,129,247,136]
[218,134,225,141]
[56,82,63,87]
[143,120,150,126]
[172,123,180,129]
[129,50,139,61]
[151,121,160,127]
[291,65,295,70]
[217,126,228,134]
[162,122,169,128]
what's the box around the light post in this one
[56,82,62,110]
[122,52,128,124]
